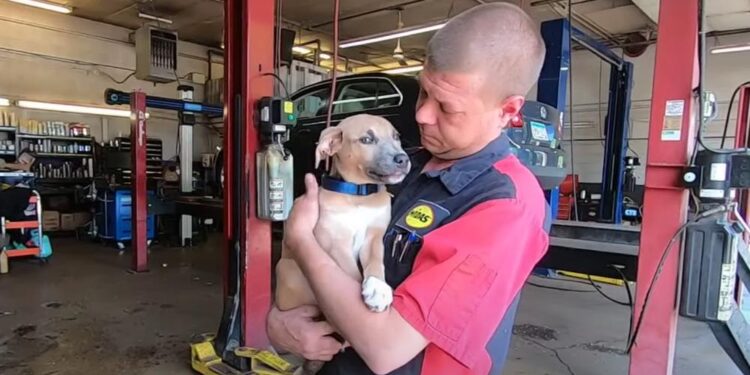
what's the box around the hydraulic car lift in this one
[106,89,222,271]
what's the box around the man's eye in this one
[360,137,375,144]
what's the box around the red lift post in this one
[734,85,750,220]
[223,0,275,348]
[629,0,699,373]
[130,91,149,273]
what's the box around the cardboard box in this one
[73,212,91,228]
[60,213,75,231]
[43,211,59,231]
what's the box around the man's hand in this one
[267,305,344,361]
[283,174,320,255]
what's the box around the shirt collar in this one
[424,133,512,195]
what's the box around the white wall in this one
[539,32,750,183]
[0,1,223,160]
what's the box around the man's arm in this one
[293,233,428,374]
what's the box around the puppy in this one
[275,114,411,373]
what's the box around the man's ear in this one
[315,126,343,169]
[498,95,526,129]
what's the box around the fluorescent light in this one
[340,22,446,49]
[292,46,311,54]
[319,53,332,60]
[711,44,750,54]
[0,98,9,107]
[18,100,132,118]
[382,65,423,75]
[9,0,72,14]
[138,12,173,24]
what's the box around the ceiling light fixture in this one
[0,98,10,107]
[711,43,750,54]
[138,12,173,25]
[9,0,72,14]
[340,21,446,49]
[382,65,423,75]
[319,52,332,60]
[292,46,312,54]
[18,100,133,118]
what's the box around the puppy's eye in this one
[359,136,375,145]
[393,133,400,141]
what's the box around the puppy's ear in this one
[315,126,343,169]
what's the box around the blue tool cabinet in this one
[96,188,155,244]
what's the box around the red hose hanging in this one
[324,0,340,171]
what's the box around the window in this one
[333,80,401,114]
[293,87,330,119]
[292,79,402,119]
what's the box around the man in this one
[267,3,550,374]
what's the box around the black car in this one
[213,72,564,198]
[286,73,422,196]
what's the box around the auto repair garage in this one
[1,0,750,374]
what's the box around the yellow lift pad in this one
[190,334,300,375]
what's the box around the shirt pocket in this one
[427,254,497,341]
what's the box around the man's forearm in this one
[294,236,389,349]
[294,235,424,373]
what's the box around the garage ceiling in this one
[633,0,750,32]
[40,0,750,70]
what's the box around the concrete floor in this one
[0,235,741,375]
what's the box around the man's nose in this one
[394,153,409,167]
[415,100,436,125]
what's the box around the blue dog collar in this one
[321,175,379,196]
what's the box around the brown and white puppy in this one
[275,114,410,369]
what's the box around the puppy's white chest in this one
[324,205,388,258]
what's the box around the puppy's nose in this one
[393,153,409,167]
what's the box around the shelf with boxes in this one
[19,120,93,156]
[14,120,96,182]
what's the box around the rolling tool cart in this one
[0,190,49,273]
[95,187,156,249]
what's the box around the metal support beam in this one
[537,18,571,220]
[629,0,699,373]
[240,0,274,350]
[214,0,274,368]
[599,62,634,224]
[130,91,149,273]
[179,86,195,248]
[734,86,750,220]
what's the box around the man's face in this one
[415,69,521,160]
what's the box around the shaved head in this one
[425,2,545,99]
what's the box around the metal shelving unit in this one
[18,134,93,142]
[35,153,93,158]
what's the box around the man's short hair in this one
[425,3,546,99]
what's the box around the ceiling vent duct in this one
[135,25,179,83]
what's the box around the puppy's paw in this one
[362,276,393,312]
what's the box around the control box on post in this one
[256,97,296,221]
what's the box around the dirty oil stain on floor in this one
[513,323,558,341]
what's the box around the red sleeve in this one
[392,197,549,368]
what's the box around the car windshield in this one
[292,79,401,119]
